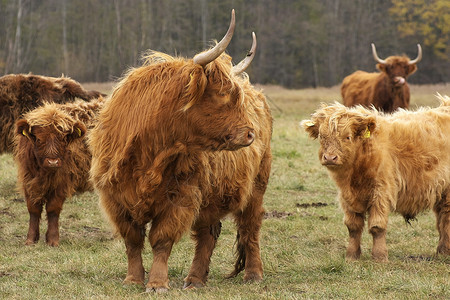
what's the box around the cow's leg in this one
[183,221,222,289]
[228,156,271,282]
[123,222,146,285]
[99,192,146,284]
[25,199,43,245]
[344,211,364,261]
[228,185,266,282]
[45,195,64,247]
[146,186,201,292]
[367,203,389,262]
[434,192,450,255]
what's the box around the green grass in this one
[1,84,449,299]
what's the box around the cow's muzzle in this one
[321,154,341,166]
[44,158,62,168]
[393,76,406,86]
[224,127,255,150]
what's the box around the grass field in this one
[1,83,449,299]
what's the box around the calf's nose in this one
[45,158,61,168]
[322,154,338,165]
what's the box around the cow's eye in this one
[346,136,351,141]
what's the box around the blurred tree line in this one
[0,0,448,88]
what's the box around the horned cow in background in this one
[89,10,273,292]
[341,44,422,112]
[301,96,450,261]
[14,97,105,246]
[0,73,105,154]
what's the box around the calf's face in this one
[16,119,86,169]
[301,106,376,169]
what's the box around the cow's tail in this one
[226,232,246,278]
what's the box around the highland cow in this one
[14,97,104,246]
[341,44,422,112]
[0,73,105,154]
[301,96,450,261]
[89,10,272,292]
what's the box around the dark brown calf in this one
[0,73,105,154]
[14,98,104,246]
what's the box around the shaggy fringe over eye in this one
[23,102,77,134]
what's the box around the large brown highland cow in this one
[341,44,422,112]
[89,10,272,292]
[0,73,105,154]
[301,96,450,262]
[14,97,104,246]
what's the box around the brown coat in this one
[302,96,450,261]
[0,73,105,153]
[89,52,272,290]
[14,97,104,246]
[341,44,421,112]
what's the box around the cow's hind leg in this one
[45,194,65,247]
[229,190,265,282]
[183,221,222,289]
[25,199,43,245]
[434,192,450,255]
[344,211,364,261]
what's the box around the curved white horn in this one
[408,44,422,65]
[193,9,235,66]
[232,32,257,75]
[371,43,386,64]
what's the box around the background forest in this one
[0,0,449,88]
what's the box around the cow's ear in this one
[301,119,320,139]
[355,116,376,139]
[16,119,34,141]
[407,64,417,75]
[376,63,386,72]
[67,122,86,143]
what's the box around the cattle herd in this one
[0,9,448,293]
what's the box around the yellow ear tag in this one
[22,129,29,137]
[304,121,315,127]
[76,128,82,137]
[363,127,371,138]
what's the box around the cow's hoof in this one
[46,240,59,247]
[183,281,205,290]
[436,244,450,255]
[123,275,144,286]
[25,239,37,246]
[145,287,169,293]
[243,272,263,283]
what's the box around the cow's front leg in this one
[368,202,389,262]
[344,211,364,261]
[184,221,222,289]
[45,195,64,247]
[100,193,146,285]
[434,192,450,255]
[25,199,43,245]
[146,185,200,292]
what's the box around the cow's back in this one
[341,71,380,107]
[378,106,450,216]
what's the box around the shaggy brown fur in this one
[341,56,418,112]
[14,97,105,246]
[0,73,105,154]
[89,50,272,291]
[301,95,450,261]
